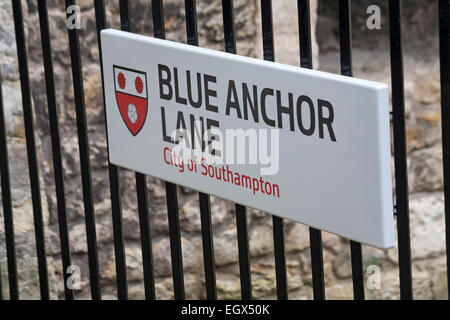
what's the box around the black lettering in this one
[260,88,276,127]
[158,64,172,100]
[173,67,187,105]
[206,118,220,156]
[296,95,315,136]
[186,70,202,108]
[204,74,218,113]
[160,107,175,143]
[318,99,336,142]
[243,83,259,123]
[225,80,242,119]
[190,114,205,151]
[276,90,295,131]
[175,111,190,147]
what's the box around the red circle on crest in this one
[118,72,126,89]
[135,77,144,94]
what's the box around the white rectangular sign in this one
[101,29,394,249]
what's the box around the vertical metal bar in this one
[136,173,156,300]
[222,0,237,53]
[107,0,149,300]
[185,0,199,46]
[388,0,413,300]
[152,0,165,40]
[298,0,313,69]
[11,0,49,300]
[438,0,450,300]
[260,0,275,61]
[309,228,325,299]
[272,216,287,300]
[95,0,135,300]
[165,181,185,300]
[37,0,73,300]
[65,0,101,300]
[0,70,19,300]
[235,204,252,300]
[117,0,159,300]
[338,0,365,300]
[184,0,217,300]
[222,0,252,300]
[338,0,353,77]
[260,0,288,300]
[297,0,326,300]
[115,1,156,300]
[151,0,185,300]
[349,241,364,299]
[198,192,216,300]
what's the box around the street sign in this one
[101,29,394,248]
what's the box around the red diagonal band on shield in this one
[115,92,148,136]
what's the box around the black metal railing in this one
[38,0,73,300]
[12,0,49,300]
[0,0,449,300]
[439,0,450,301]
[338,0,365,301]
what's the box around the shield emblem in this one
[113,66,148,136]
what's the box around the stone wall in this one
[0,0,447,300]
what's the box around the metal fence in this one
[0,0,449,300]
